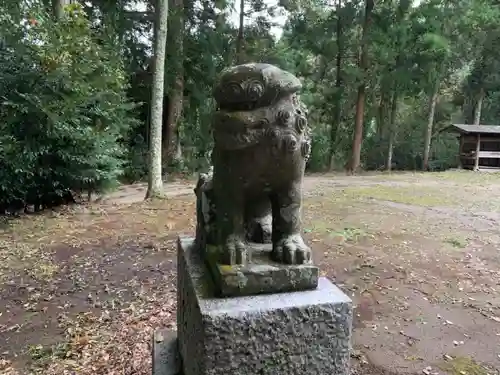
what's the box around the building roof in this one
[443,124,500,135]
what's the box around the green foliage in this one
[276,0,500,171]
[4,0,500,212]
[0,3,137,212]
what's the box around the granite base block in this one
[206,242,319,297]
[177,236,353,375]
[152,329,181,375]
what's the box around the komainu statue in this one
[195,63,312,270]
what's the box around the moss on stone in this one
[438,356,490,375]
[218,264,234,273]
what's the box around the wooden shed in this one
[443,124,500,171]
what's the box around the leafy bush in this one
[122,134,149,183]
[0,3,137,213]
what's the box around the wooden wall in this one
[459,134,500,170]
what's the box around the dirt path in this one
[99,180,195,204]
[1,171,499,375]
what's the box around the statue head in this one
[213,63,302,111]
[211,63,310,155]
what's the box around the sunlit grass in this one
[439,356,491,375]
[340,185,456,207]
[367,169,500,185]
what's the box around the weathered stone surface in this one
[206,242,319,297]
[177,236,353,375]
[213,63,302,110]
[194,168,272,249]
[152,329,181,375]
[195,63,312,270]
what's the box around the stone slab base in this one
[177,236,353,375]
[206,242,319,297]
[152,329,181,375]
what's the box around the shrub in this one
[0,3,137,213]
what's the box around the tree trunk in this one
[473,87,485,125]
[376,84,391,167]
[474,133,481,171]
[348,0,374,174]
[236,0,245,63]
[164,84,183,164]
[386,91,398,171]
[146,0,168,199]
[385,0,406,172]
[329,0,343,171]
[163,0,184,168]
[52,0,70,19]
[377,88,388,138]
[174,126,182,160]
[350,87,366,174]
[422,83,439,171]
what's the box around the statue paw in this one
[223,234,248,265]
[272,234,311,265]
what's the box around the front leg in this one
[270,181,311,264]
[213,160,248,265]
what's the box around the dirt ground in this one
[1,171,500,375]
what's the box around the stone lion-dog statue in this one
[195,63,312,266]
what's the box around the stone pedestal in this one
[174,236,353,375]
[205,242,319,297]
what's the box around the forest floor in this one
[1,170,500,375]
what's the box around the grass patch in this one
[368,171,426,180]
[28,342,70,363]
[366,170,500,185]
[439,356,490,375]
[341,185,457,207]
[329,227,368,242]
[28,259,59,280]
[444,237,468,249]
[305,222,370,243]
[430,170,500,184]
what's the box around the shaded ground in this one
[1,170,500,375]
